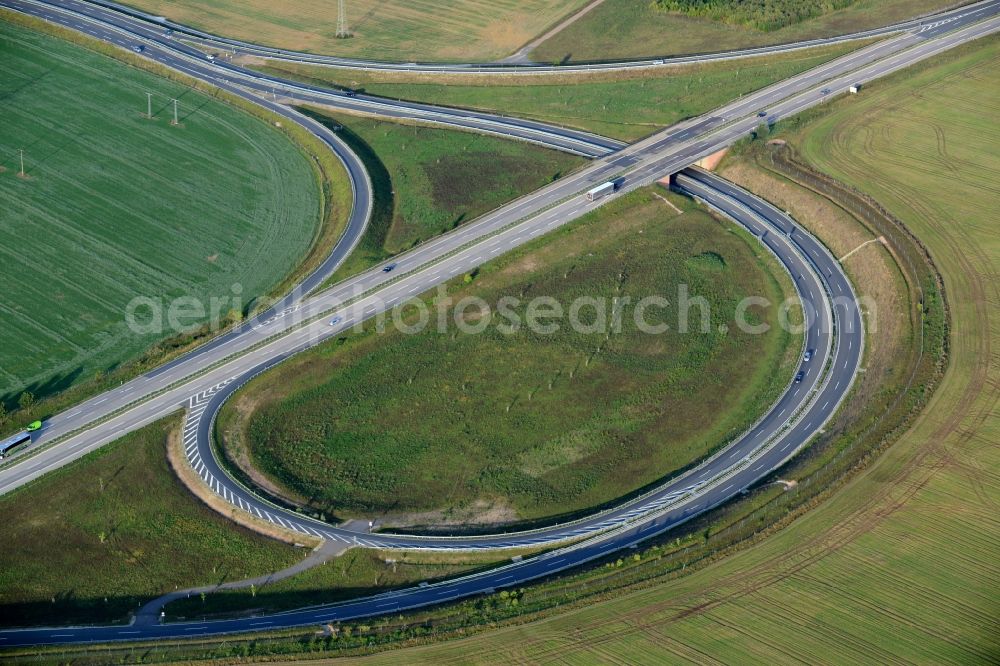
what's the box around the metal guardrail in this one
[73,0,991,73]
[184,171,854,550]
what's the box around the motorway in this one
[0,0,997,645]
[0,167,860,646]
[7,0,998,155]
[48,0,1000,72]
[6,0,626,157]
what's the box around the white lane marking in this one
[15,1,916,556]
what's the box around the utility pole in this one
[18,148,25,177]
[171,98,178,126]
[336,0,349,38]
[146,92,153,118]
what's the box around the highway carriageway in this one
[2,0,996,520]
[0,2,997,644]
[10,0,1000,155]
[6,0,624,158]
[0,166,863,645]
[42,0,1000,73]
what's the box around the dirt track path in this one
[499,0,606,63]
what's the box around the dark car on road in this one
[794,370,805,383]
[382,263,397,273]
[757,110,768,117]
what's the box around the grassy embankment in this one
[0,418,298,628]
[218,187,798,529]
[121,0,588,62]
[339,30,1000,664]
[0,13,351,432]
[164,549,517,621]
[533,0,957,62]
[299,109,585,283]
[254,39,866,141]
[4,26,991,666]
[0,416,528,629]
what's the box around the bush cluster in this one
[653,0,856,32]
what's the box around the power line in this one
[336,0,350,38]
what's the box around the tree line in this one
[652,0,856,32]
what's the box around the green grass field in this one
[532,0,955,62]
[165,549,512,621]
[352,33,1000,664]
[0,417,300,628]
[258,40,863,141]
[302,108,584,282]
[224,188,798,527]
[0,21,321,406]
[122,0,588,61]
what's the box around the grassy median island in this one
[532,0,955,62]
[337,34,996,663]
[255,39,866,141]
[12,34,992,666]
[301,108,585,283]
[0,417,301,628]
[0,20,325,407]
[220,187,799,529]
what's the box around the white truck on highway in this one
[585,180,620,201]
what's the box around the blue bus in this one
[0,431,31,459]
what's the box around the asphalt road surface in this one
[52,0,1000,72]
[0,0,996,646]
[2,0,994,506]
[0,168,861,645]
[6,0,626,157]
